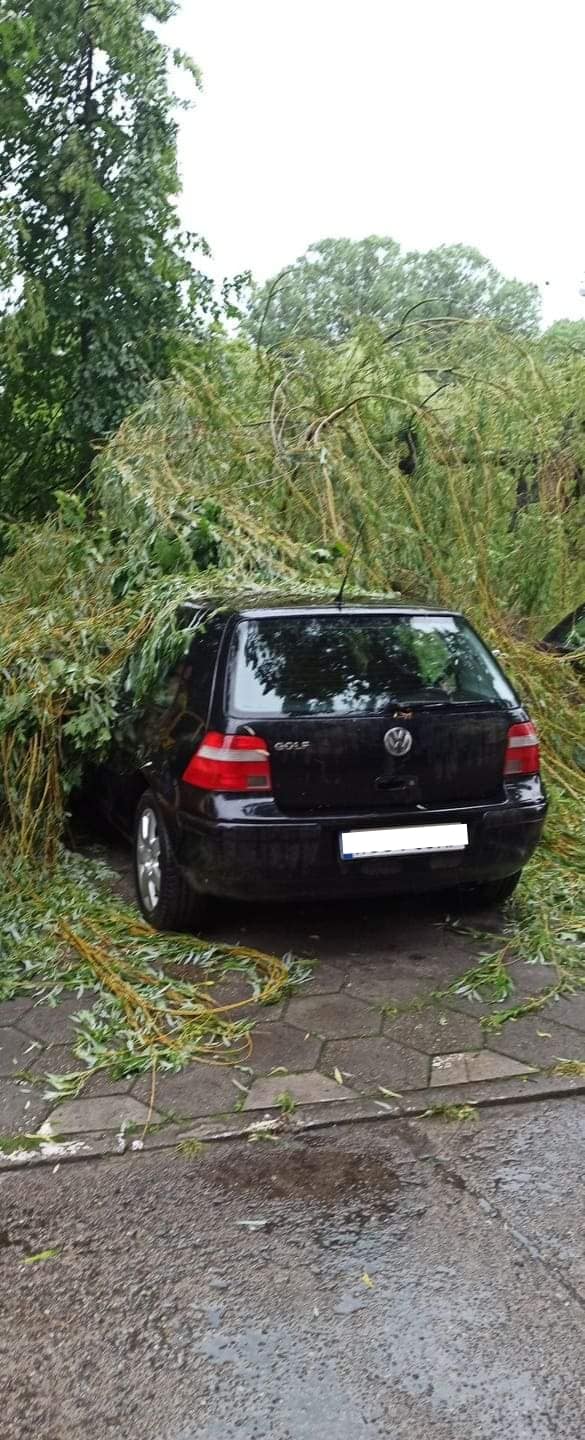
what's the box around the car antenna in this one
[334,519,366,609]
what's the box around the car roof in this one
[239,604,461,619]
[182,593,462,620]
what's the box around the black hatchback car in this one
[106,598,547,930]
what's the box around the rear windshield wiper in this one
[399,697,505,711]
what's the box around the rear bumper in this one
[172,797,548,902]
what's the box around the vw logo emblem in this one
[384,726,413,757]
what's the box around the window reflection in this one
[230,615,516,716]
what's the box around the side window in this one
[142,614,226,778]
[185,614,226,720]
[167,615,226,777]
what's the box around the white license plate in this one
[340,823,469,860]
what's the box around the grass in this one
[548,1059,585,1078]
[176,1138,207,1158]
[0,1134,47,1155]
[276,1090,297,1115]
[122,1115,183,1137]
[422,1104,479,1123]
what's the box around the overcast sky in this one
[166,0,585,327]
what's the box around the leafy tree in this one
[539,319,585,360]
[245,236,541,349]
[0,0,209,517]
[404,245,540,337]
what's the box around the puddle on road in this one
[196,1133,425,1252]
[205,1135,401,1211]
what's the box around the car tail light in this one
[182,731,272,793]
[504,721,540,777]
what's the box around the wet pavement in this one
[1,1098,585,1438]
[2,865,585,1141]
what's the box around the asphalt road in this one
[2,1097,585,1439]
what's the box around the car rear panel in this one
[254,709,511,813]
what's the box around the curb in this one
[2,1068,585,1172]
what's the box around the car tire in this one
[133,790,205,932]
[453,871,522,910]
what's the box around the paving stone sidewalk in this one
[2,892,585,1147]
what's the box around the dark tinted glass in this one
[229,614,517,716]
[186,614,226,717]
[138,614,225,774]
[556,614,585,651]
[544,604,585,651]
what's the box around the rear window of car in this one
[228,613,518,716]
